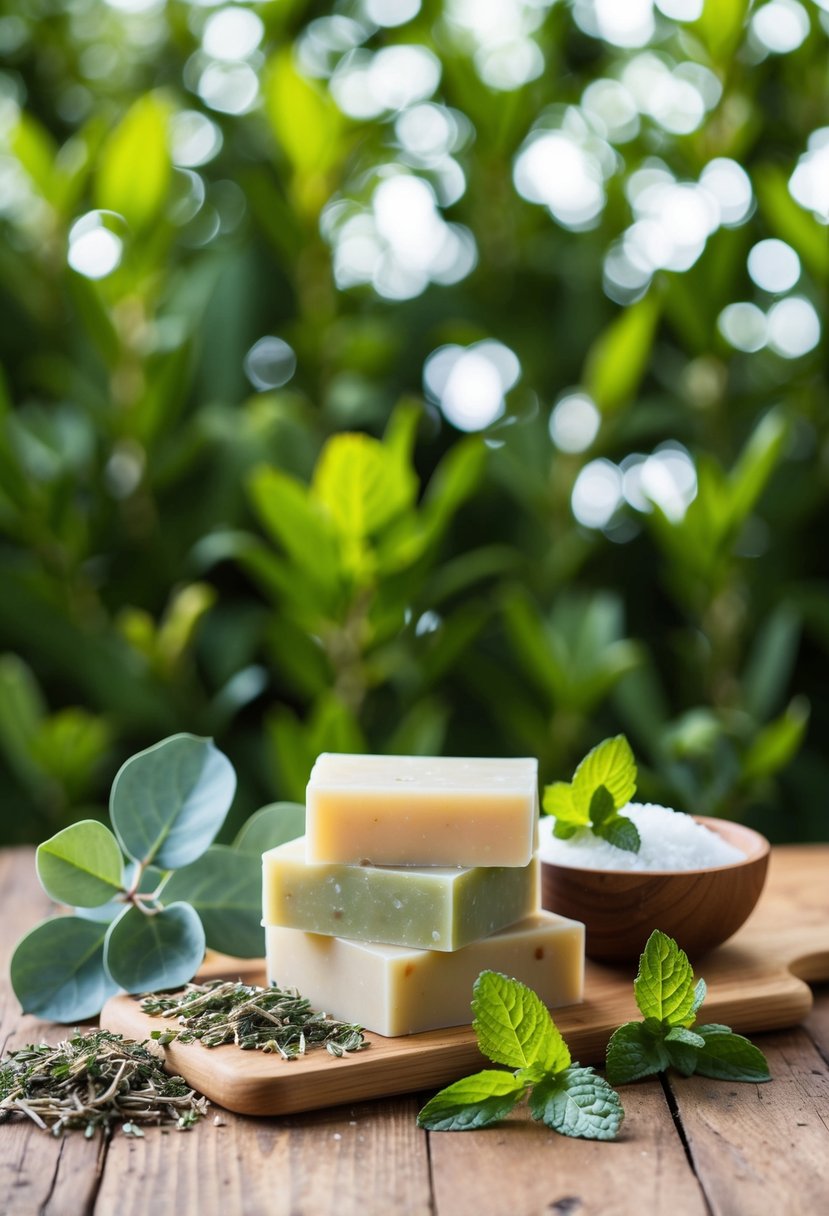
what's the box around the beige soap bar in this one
[265,911,584,1037]
[305,753,538,867]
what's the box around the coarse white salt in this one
[538,803,745,871]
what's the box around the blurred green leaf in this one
[755,165,829,281]
[0,653,45,790]
[10,112,58,201]
[248,465,342,598]
[29,709,111,801]
[727,409,788,530]
[95,93,172,231]
[312,431,417,544]
[743,606,801,722]
[233,802,306,855]
[263,49,344,210]
[692,0,750,61]
[741,697,810,782]
[584,295,661,414]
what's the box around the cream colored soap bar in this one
[263,837,539,951]
[305,753,538,867]
[265,911,584,1037]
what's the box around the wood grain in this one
[0,850,106,1216]
[671,1027,829,1215]
[100,845,829,1116]
[428,1082,709,1216]
[93,1097,432,1216]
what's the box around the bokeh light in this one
[244,337,297,391]
[747,239,800,293]
[766,297,821,358]
[423,340,520,432]
[718,303,768,353]
[67,212,124,279]
[549,392,601,453]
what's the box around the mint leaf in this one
[417,1070,525,1131]
[693,1029,771,1082]
[36,820,125,908]
[588,784,615,826]
[691,977,707,1017]
[529,1067,623,1141]
[605,1021,668,1085]
[543,782,581,825]
[634,930,697,1025]
[553,820,579,840]
[664,1026,705,1073]
[594,815,641,854]
[571,735,637,819]
[664,1039,698,1076]
[665,1027,705,1049]
[472,971,570,1073]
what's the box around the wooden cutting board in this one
[101,845,829,1116]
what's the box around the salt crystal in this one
[538,803,744,871]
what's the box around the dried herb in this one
[0,1029,209,1137]
[141,980,369,1059]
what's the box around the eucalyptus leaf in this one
[233,802,306,856]
[162,845,264,957]
[11,916,119,1021]
[109,733,236,869]
[104,902,206,993]
[36,819,124,907]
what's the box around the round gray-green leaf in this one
[110,733,236,869]
[162,845,263,957]
[104,902,205,992]
[11,916,120,1021]
[36,819,125,907]
[233,802,305,856]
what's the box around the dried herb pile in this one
[142,980,369,1059]
[0,1029,208,1137]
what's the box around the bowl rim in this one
[538,814,770,877]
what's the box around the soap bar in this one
[262,837,539,951]
[305,753,538,867]
[265,911,584,1037]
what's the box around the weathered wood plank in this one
[428,1081,708,1216]
[0,849,107,1215]
[671,1026,829,1216]
[804,985,829,1060]
[93,1096,433,1216]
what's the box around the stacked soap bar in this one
[263,753,584,1036]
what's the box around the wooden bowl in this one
[540,817,770,963]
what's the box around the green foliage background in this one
[0,0,826,845]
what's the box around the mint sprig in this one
[417,971,623,1141]
[606,931,771,1086]
[542,734,640,853]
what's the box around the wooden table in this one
[1,845,828,1216]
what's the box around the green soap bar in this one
[262,837,539,951]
